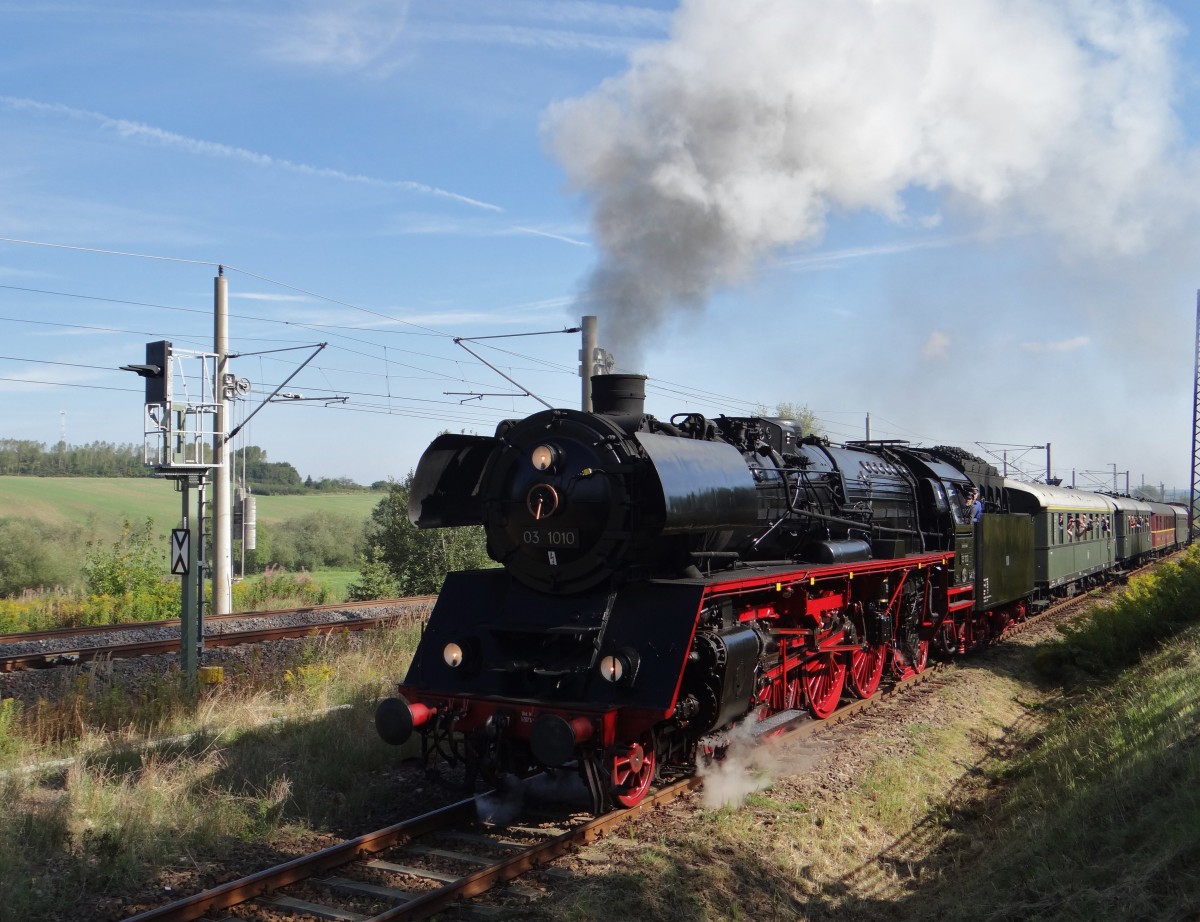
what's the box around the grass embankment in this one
[302,567,360,601]
[0,474,384,630]
[544,550,1200,922]
[0,621,427,922]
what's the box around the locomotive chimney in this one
[590,373,646,431]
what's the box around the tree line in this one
[0,439,381,493]
[0,439,151,477]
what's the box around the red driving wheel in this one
[611,736,656,808]
[802,653,846,719]
[846,643,887,699]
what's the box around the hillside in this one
[0,476,383,537]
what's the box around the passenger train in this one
[375,375,1188,811]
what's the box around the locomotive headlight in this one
[531,443,559,473]
[599,654,624,682]
[443,642,465,668]
[599,649,640,684]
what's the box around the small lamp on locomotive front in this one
[531,443,560,473]
[598,648,640,684]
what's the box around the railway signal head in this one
[120,340,173,405]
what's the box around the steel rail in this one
[122,796,481,922]
[0,612,419,672]
[367,776,704,921]
[0,595,435,647]
[121,776,703,922]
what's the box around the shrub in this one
[346,547,399,601]
[0,518,81,595]
[233,567,329,611]
[1036,544,1200,684]
[246,512,366,573]
[359,475,491,595]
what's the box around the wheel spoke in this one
[846,643,886,699]
[802,653,846,719]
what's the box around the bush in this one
[346,547,399,601]
[0,518,81,595]
[358,475,492,596]
[79,518,179,622]
[246,513,366,573]
[233,567,329,611]
[1036,545,1200,684]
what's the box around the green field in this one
[302,567,361,598]
[0,476,384,536]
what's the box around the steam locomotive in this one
[375,375,1187,811]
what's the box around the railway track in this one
[0,596,436,672]
[124,774,703,922]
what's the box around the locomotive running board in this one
[704,709,805,750]
[752,708,805,738]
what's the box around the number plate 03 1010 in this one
[522,528,578,548]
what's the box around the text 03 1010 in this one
[523,528,579,548]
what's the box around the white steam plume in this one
[544,0,1195,362]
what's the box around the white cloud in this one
[412,23,644,55]
[921,330,951,359]
[384,214,589,246]
[235,292,312,303]
[410,1,669,54]
[0,265,42,279]
[783,236,970,273]
[481,1,670,31]
[263,0,411,71]
[506,225,591,247]
[0,96,501,212]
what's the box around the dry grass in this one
[0,621,425,921]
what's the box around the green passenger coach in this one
[1003,481,1116,592]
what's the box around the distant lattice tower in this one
[1191,291,1200,542]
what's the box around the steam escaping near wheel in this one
[698,716,778,810]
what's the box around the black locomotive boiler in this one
[374,375,1181,811]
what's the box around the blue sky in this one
[2,0,1199,493]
